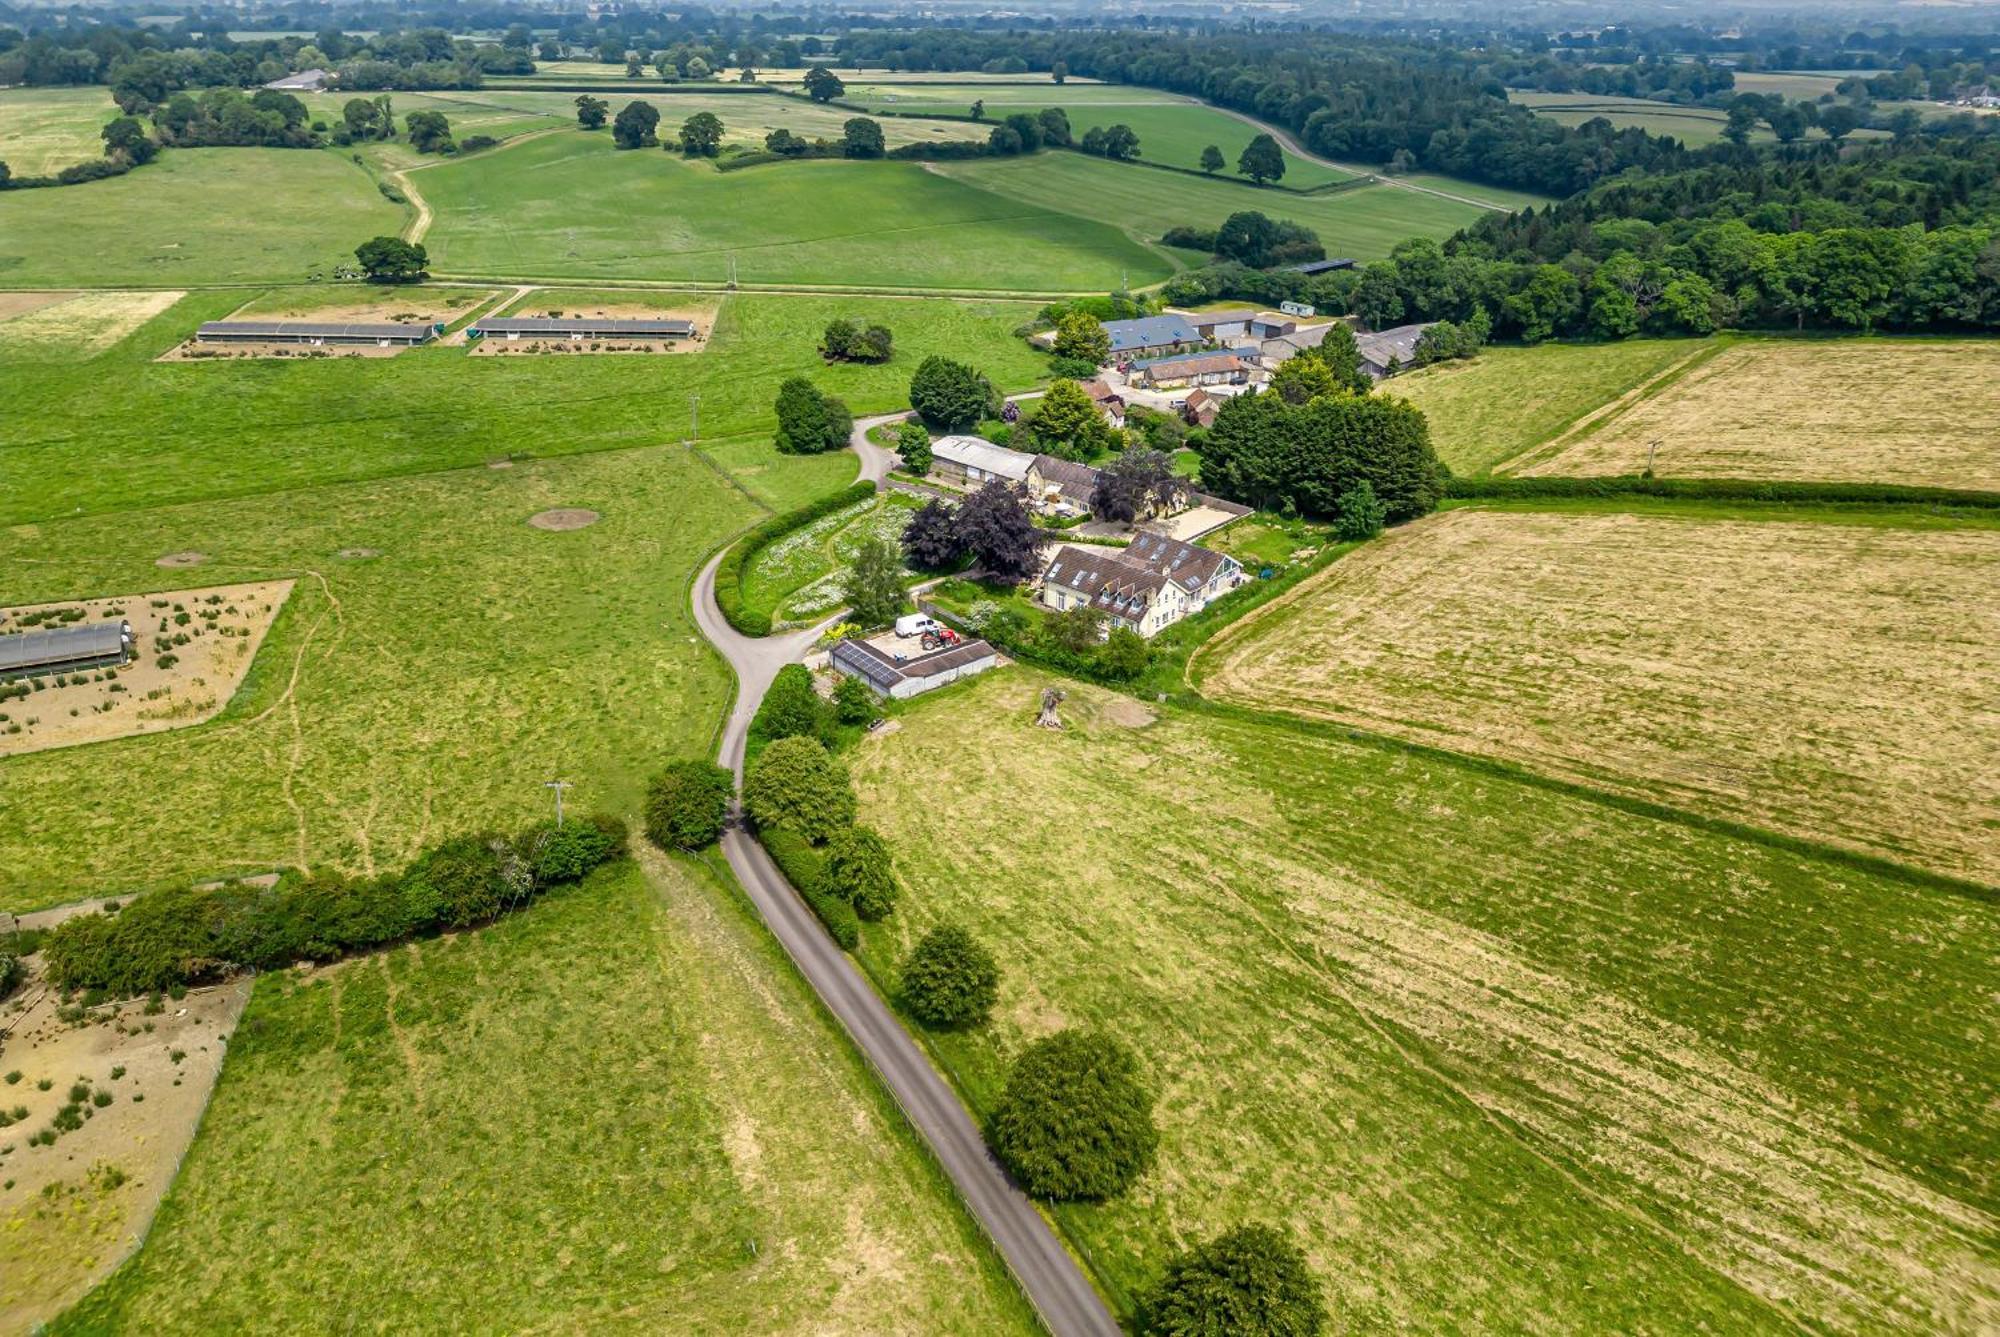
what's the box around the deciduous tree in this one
[901,498,962,568]
[842,115,884,158]
[1237,132,1285,185]
[803,65,844,102]
[680,110,723,155]
[842,536,908,629]
[987,1028,1158,1200]
[643,760,732,850]
[1027,378,1115,460]
[896,420,934,476]
[574,94,608,129]
[1090,449,1178,522]
[744,736,854,843]
[1052,310,1111,365]
[354,235,428,283]
[957,481,1042,581]
[900,924,1000,1027]
[1142,1224,1327,1337]
[1200,144,1225,174]
[824,825,897,919]
[611,99,659,148]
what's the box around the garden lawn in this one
[936,152,1493,261]
[56,858,1036,1333]
[847,672,2000,1333]
[0,86,121,176]
[1389,337,1716,475]
[0,442,749,908]
[0,289,1042,526]
[414,129,1166,290]
[0,148,406,287]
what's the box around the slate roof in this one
[1102,314,1199,354]
[1032,454,1101,508]
[1357,322,1437,374]
[472,317,696,338]
[0,620,132,674]
[1043,546,1168,620]
[196,320,435,343]
[1122,532,1239,594]
[1133,350,1247,379]
[931,435,1034,481]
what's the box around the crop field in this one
[740,491,921,625]
[847,671,2000,1332]
[0,86,121,174]
[1730,71,1849,99]
[1515,339,2000,489]
[415,130,1165,290]
[1509,91,1759,144]
[0,289,1042,525]
[842,80,1159,108]
[0,441,751,908]
[1197,506,2000,884]
[57,859,1035,1332]
[1388,338,1714,475]
[0,148,404,287]
[936,152,1495,260]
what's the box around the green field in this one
[0,289,1042,525]
[0,86,121,175]
[935,152,1496,261]
[847,671,1999,1331]
[1395,172,1552,211]
[1389,337,1714,474]
[0,148,405,286]
[57,858,1036,1332]
[416,129,1166,289]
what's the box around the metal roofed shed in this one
[0,620,134,678]
[469,317,699,341]
[930,435,1035,485]
[195,320,439,346]
[1290,258,1357,275]
[1102,314,1200,357]
[829,637,999,699]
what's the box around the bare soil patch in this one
[0,290,78,321]
[1,581,292,757]
[1519,341,2000,489]
[0,969,251,1334]
[1198,509,2000,883]
[470,299,714,357]
[526,508,599,531]
[334,547,380,560]
[157,341,410,363]
[1,291,184,355]
[153,552,206,568]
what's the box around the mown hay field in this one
[849,672,1999,1332]
[1196,507,2000,884]
[56,859,1036,1333]
[0,86,122,174]
[1515,340,2000,489]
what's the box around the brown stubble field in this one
[1513,341,2000,488]
[1195,507,2000,885]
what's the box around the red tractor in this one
[919,626,962,652]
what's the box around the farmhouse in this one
[0,620,134,679]
[469,316,699,342]
[1080,378,1127,428]
[830,636,998,699]
[1039,534,1243,637]
[930,435,1036,488]
[1032,454,1101,513]
[1131,350,1255,390]
[263,68,332,91]
[1357,322,1438,379]
[1102,314,1200,359]
[1183,388,1221,428]
[195,320,439,347]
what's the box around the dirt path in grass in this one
[1493,344,1719,475]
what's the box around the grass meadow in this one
[847,671,2000,1332]
[936,152,1497,260]
[1388,337,1715,475]
[0,148,405,287]
[55,858,1036,1333]
[0,289,1041,525]
[415,129,1166,290]
[1197,506,2000,885]
[0,86,122,174]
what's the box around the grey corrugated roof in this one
[196,321,434,342]
[1357,322,1437,371]
[1290,258,1357,274]
[0,620,131,673]
[903,639,995,677]
[473,317,696,337]
[932,436,1034,481]
[1102,314,1199,354]
[830,636,994,683]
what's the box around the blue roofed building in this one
[1101,314,1200,358]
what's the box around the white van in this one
[894,613,940,639]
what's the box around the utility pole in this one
[544,779,572,828]
[1646,438,1661,475]
[728,255,738,289]
[689,393,700,443]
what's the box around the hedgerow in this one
[1445,474,2000,509]
[759,827,860,948]
[41,816,628,997]
[717,482,877,636]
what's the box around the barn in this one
[469,317,699,342]
[0,620,134,679]
[196,321,439,347]
[829,637,998,699]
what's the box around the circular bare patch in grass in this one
[528,508,600,532]
[336,547,381,560]
[156,551,208,569]
[487,458,515,470]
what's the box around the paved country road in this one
[688,445,1120,1337]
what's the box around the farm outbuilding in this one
[469,317,698,341]
[829,637,998,699]
[195,321,439,347]
[1102,314,1200,358]
[0,620,134,678]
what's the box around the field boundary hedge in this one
[1446,474,2000,509]
[716,481,878,636]
[756,827,861,948]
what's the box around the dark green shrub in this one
[1333,481,1385,541]
[644,761,734,851]
[521,814,626,883]
[987,1028,1158,1200]
[744,737,855,844]
[824,826,897,920]
[400,834,522,930]
[832,674,878,725]
[716,482,876,637]
[751,664,831,744]
[759,828,859,948]
[899,924,1000,1028]
[1140,1224,1327,1337]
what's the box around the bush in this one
[644,760,734,851]
[824,825,897,920]
[521,814,627,883]
[987,1028,1158,1200]
[744,736,855,843]
[1333,481,1386,541]
[899,924,1000,1028]
[1047,355,1100,380]
[716,483,877,637]
[759,828,859,948]
[401,834,529,930]
[832,674,878,725]
[752,663,832,745]
[1141,1224,1327,1337]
